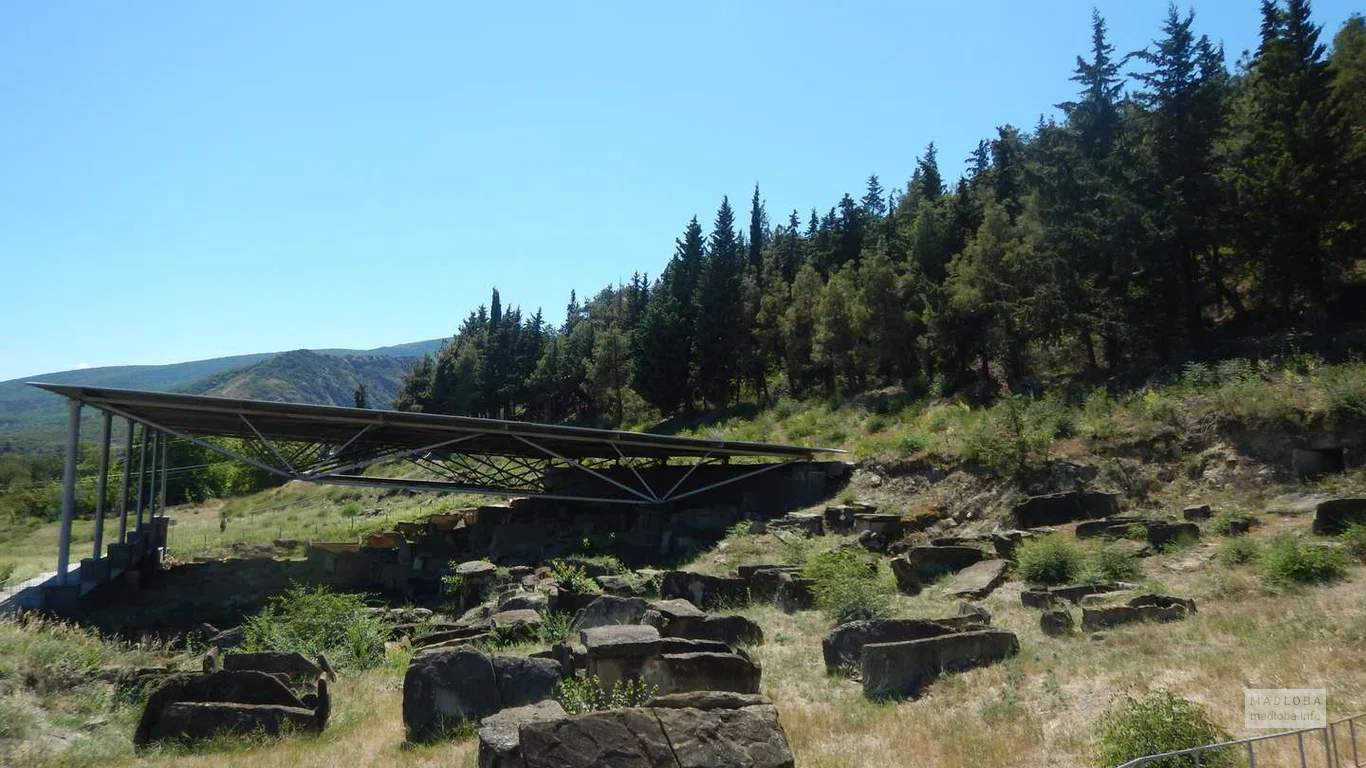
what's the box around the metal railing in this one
[1115,713,1366,767]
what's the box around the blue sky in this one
[1,0,1359,381]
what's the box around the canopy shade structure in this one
[29,383,844,508]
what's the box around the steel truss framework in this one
[30,383,842,508]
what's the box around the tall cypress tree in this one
[691,198,744,406]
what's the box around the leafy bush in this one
[1092,543,1141,581]
[241,584,388,670]
[1340,524,1366,563]
[1261,535,1348,586]
[0,562,14,589]
[801,549,893,624]
[1209,510,1257,537]
[1096,692,1233,767]
[1015,535,1085,585]
[535,611,582,645]
[556,674,656,715]
[1216,537,1262,566]
[550,561,601,594]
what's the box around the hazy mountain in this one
[0,339,443,451]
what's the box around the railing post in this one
[92,411,112,559]
[135,426,148,530]
[117,419,133,544]
[55,399,82,583]
[158,432,168,516]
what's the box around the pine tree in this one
[691,198,744,407]
[352,383,370,409]
[748,184,768,271]
[861,175,886,218]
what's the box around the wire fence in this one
[1116,713,1366,768]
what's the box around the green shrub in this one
[550,561,601,594]
[1095,691,1233,768]
[1015,535,1085,585]
[1124,524,1148,541]
[1339,524,1366,563]
[1209,510,1257,537]
[240,584,388,670]
[801,549,893,624]
[1092,543,1141,581]
[535,611,582,645]
[1261,535,1348,586]
[556,674,656,715]
[0,562,14,589]
[1216,537,1262,566]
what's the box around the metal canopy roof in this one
[29,383,840,462]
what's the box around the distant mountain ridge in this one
[0,339,444,451]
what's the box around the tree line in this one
[395,2,1366,427]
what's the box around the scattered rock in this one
[664,615,764,647]
[1146,520,1201,548]
[1040,610,1074,637]
[478,700,568,768]
[853,513,904,538]
[498,591,549,612]
[148,701,319,742]
[1075,516,1148,539]
[577,595,649,629]
[401,645,559,742]
[648,691,771,709]
[1080,595,1194,631]
[943,559,1008,599]
[651,700,794,768]
[1021,582,1129,609]
[641,652,762,695]
[661,571,750,609]
[1013,491,1120,528]
[1312,498,1366,535]
[206,626,245,650]
[223,651,321,680]
[1293,447,1347,480]
[861,629,1020,699]
[890,546,986,594]
[1183,504,1213,521]
[822,619,964,674]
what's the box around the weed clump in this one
[556,674,656,715]
[1095,691,1233,767]
[1090,542,1142,581]
[800,549,893,624]
[1216,537,1262,566]
[1015,535,1085,585]
[1260,535,1348,586]
[549,561,601,594]
[1339,523,1366,563]
[1209,510,1257,537]
[241,584,388,670]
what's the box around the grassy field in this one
[6,492,1366,767]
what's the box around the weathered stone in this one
[595,575,640,595]
[499,591,549,612]
[648,598,707,623]
[402,645,500,741]
[147,701,318,742]
[1128,594,1197,614]
[1075,516,1148,539]
[648,691,771,709]
[1021,582,1128,609]
[660,571,750,609]
[641,652,762,695]
[664,615,763,647]
[957,601,992,625]
[1146,520,1200,547]
[944,559,1008,599]
[1183,504,1213,521]
[657,637,735,656]
[853,513,904,538]
[491,655,562,710]
[478,700,568,768]
[518,708,678,767]
[1014,490,1120,528]
[133,670,312,745]
[891,546,986,593]
[742,566,815,613]
[207,626,245,649]
[653,703,795,768]
[414,625,492,649]
[861,630,1020,699]
[581,625,662,658]
[549,588,601,616]
[491,609,544,630]
[578,595,650,629]
[223,651,321,679]
[1040,610,1074,637]
[1313,499,1366,535]
[1081,603,1188,631]
[821,619,962,674]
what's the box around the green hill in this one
[185,349,413,407]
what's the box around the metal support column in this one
[135,426,148,531]
[55,399,82,583]
[157,433,168,517]
[117,419,133,543]
[146,433,160,520]
[92,411,112,559]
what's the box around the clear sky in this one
[1,0,1360,381]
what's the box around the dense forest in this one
[395,2,1366,428]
